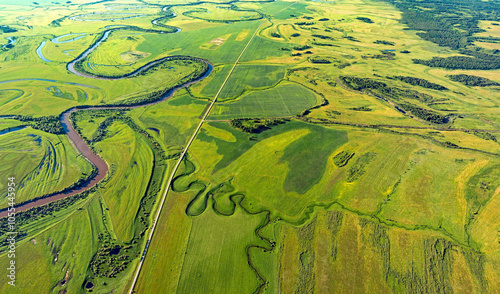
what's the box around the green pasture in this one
[130,90,209,148]
[182,3,263,22]
[200,64,286,99]
[209,83,318,119]
[0,127,93,209]
[93,122,154,242]
[177,202,268,293]
[136,20,264,64]
[0,0,499,293]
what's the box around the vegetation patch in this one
[390,76,448,90]
[209,83,318,119]
[447,74,500,87]
[356,17,374,23]
[374,40,395,46]
[280,124,347,194]
[345,152,377,182]
[332,151,355,167]
[398,103,449,124]
[230,118,288,134]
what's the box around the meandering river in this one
[0,25,213,218]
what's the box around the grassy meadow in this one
[0,0,499,293]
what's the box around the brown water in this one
[0,28,212,218]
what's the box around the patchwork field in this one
[0,0,499,293]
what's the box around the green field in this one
[209,83,319,119]
[0,0,499,293]
[0,128,93,209]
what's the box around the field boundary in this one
[127,19,267,294]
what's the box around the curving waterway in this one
[0,26,213,218]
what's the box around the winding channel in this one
[0,25,213,218]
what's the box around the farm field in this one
[0,0,499,293]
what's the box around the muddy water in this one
[0,58,212,218]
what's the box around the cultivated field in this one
[0,0,499,293]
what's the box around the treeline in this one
[0,25,17,33]
[398,103,449,124]
[413,53,500,70]
[374,40,394,46]
[356,17,373,23]
[74,56,210,107]
[295,22,315,26]
[11,115,64,134]
[447,74,500,86]
[340,76,435,103]
[293,45,312,51]
[390,76,448,90]
[312,34,334,40]
[230,118,289,134]
[0,187,96,252]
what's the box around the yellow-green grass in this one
[182,3,263,22]
[136,19,263,64]
[0,80,103,116]
[209,83,319,119]
[189,121,499,240]
[41,34,97,63]
[134,191,193,293]
[130,89,209,149]
[176,200,269,294]
[276,208,497,293]
[94,121,154,242]
[399,128,500,155]
[475,20,500,39]
[0,197,97,294]
[199,63,286,99]
[71,111,109,141]
[0,127,93,209]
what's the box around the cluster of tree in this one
[309,57,333,64]
[312,34,334,40]
[339,76,388,91]
[294,22,315,26]
[230,118,289,134]
[49,17,65,27]
[0,25,17,33]
[374,40,395,46]
[293,45,312,51]
[0,187,95,252]
[413,53,500,70]
[349,106,372,111]
[356,17,374,23]
[312,42,339,47]
[362,51,395,60]
[332,151,355,167]
[390,76,448,90]
[447,74,500,86]
[270,32,281,38]
[287,67,319,76]
[343,36,360,42]
[340,76,435,103]
[11,115,64,134]
[90,234,133,278]
[346,152,377,182]
[291,33,301,37]
[397,103,449,124]
[319,18,329,21]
